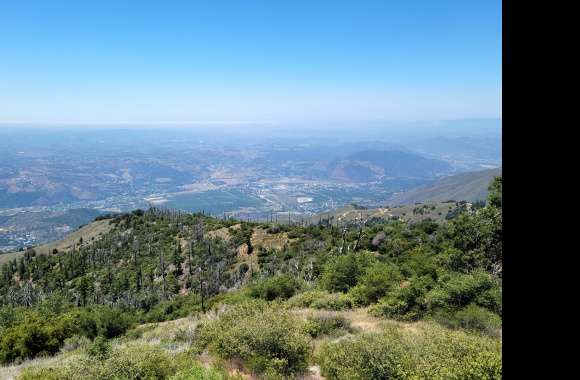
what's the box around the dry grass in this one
[138,316,199,349]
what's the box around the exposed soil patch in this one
[251,227,295,251]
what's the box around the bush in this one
[425,271,497,311]
[86,336,111,360]
[318,326,415,380]
[249,275,301,301]
[142,294,202,323]
[100,343,175,379]
[285,290,353,310]
[349,262,402,306]
[311,293,353,310]
[196,301,312,377]
[318,323,502,380]
[37,293,74,318]
[434,304,502,335]
[0,316,62,364]
[370,276,433,321]
[0,306,134,365]
[371,271,501,323]
[304,312,352,338]
[94,307,134,339]
[474,284,503,316]
[0,306,23,332]
[320,252,377,293]
[19,343,178,380]
[61,335,91,353]
[413,324,502,379]
[454,304,501,334]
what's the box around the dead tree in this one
[159,244,167,300]
[353,212,369,252]
[339,227,348,255]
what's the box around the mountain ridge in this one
[328,149,453,182]
[389,167,501,205]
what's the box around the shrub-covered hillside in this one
[0,177,502,379]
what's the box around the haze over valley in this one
[0,119,500,251]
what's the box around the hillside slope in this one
[0,187,502,379]
[389,167,501,205]
[0,219,113,267]
[0,208,104,252]
[328,150,452,182]
[307,202,461,226]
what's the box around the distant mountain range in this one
[388,167,502,205]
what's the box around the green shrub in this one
[474,284,502,316]
[19,343,178,380]
[320,252,377,293]
[207,289,253,308]
[36,293,74,318]
[318,323,502,380]
[95,307,134,339]
[196,301,312,377]
[0,306,23,332]
[413,324,502,379]
[100,343,175,379]
[454,304,501,333]
[370,276,433,321]
[318,326,415,380]
[311,293,353,310]
[285,290,326,308]
[86,336,111,361]
[122,327,144,341]
[249,275,301,301]
[434,304,502,335]
[0,308,104,364]
[0,316,62,364]
[61,335,91,353]
[425,271,497,311]
[142,294,202,323]
[285,290,353,310]
[304,312,352,338]
[349,262,402,306]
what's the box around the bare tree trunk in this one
[339,228,347,255]
[354,229,364,252]
[188,240,193,289]
[159,246,167,300]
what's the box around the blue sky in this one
[0,0,501,124]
